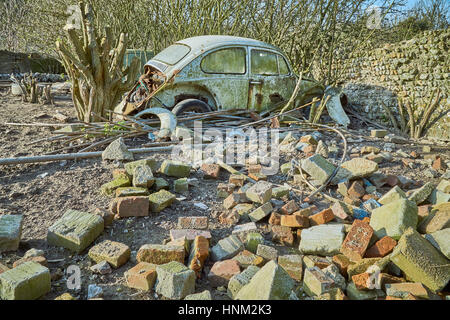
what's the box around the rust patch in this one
[269,93,283,103]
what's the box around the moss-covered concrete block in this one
[148,190,176,213]
[391,227,450,292]
[0,261,51,300]
[235,260,294,300]
[124,159,158,175]
[155,261,196,300]
[160,160,191,178]
[88,240,131,268]
[47,210,104,253]
[0,214,23,252]
[100,177,131,197]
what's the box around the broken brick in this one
[365,236,397,258]
[201,163,220,179]
[309,208,335,226]
[208,260,240,287]
[271,225,294,246]
[341,220,374,261]
[268,212,281,225]
[348,180,365,199]
[116,196,149,218]
[280,200,299,215]
[177,216,208,229]
[281,215,310,228]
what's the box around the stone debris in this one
[155,261,196,300]
[184,290,212,300]
[390,227,450,292]
[0,214,23,252]
[160,160,191,178]
[102,137,134,161]
[47,210,104,253]
[235,260,295,300]
[211,235,244,261]
[0,261,51,300]
[132,165,155,188]
[299,224,345,256]
[6,122,450,301]
[88,240,131,268]
[136,244,185,265]
[370,198,418,240]
[424,228,450,259]
[227,265,260,299]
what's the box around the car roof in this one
[177,35,281,53]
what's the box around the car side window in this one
[278,55,290,75]
[201,47,246,74]
[251,50,278,75]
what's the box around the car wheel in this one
[172,99,212,116]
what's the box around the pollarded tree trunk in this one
[56,1,140,122]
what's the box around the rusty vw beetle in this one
[115,35,324,117]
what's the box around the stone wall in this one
[332,29,449,140]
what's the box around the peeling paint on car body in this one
[140,35,324,112]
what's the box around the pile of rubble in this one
[0,129,449,300]
[0,73,69,83]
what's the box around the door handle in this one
[249,80,262,85]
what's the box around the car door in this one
[247,47,296,112]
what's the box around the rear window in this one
[152,44,191,65]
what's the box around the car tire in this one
[172,99,212,116]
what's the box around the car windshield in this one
[152,44,191,65]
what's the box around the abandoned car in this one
[115,35,326,117]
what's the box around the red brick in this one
[300,135,317,144]
[93,207,114,227]
[348,180,365,199]
[218,210,240,225]
[302,144,316,154]
[247,164,262,174]
[293,208,312,217]
[331,202,351,220]
[201,163,220,179]
[248,172,267,181]
[268,212,281,225]
[13,256,48,268]
[177,216,208,229]
[352,273,371,290]
[188,236,209,277]
[281,215,310,228]
[362,194,379,201]
[309,208,335,226]
[341,220,373,261]
[229,175,245,186]
[125,262,157,291]
[385,175,399,187]
[418,205,432,220]
[223,192,247,210]
[386,296,403,300]
[410,151,418,159]
[280,200,299,215]
[343,196,361,207]
[271,225,294,246]
[432,157,447,171]
[116,196,149,218]
[379,273,405,287]
[365,236,397,258]
[207,260,241,287]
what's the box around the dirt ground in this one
[0,87,448,300]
